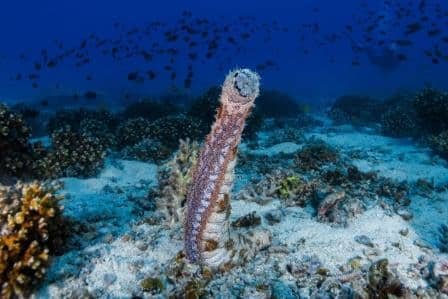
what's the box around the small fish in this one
[127,71,139,81]
[396,53,407,61]
[47,59,58,68]
[147,70,156,80]
[428,28,441,37]
[84,91,97,99]
[34,62,42,71]
[396,39,413,46]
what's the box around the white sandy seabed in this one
[37,120,448,298]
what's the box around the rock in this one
[103,273,117,286]
[354,235,374,247]
[264,210,282,225]
[135,240,148,251]
[399,228,409,236]
[396,208,413,220]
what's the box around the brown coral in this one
[0,182,66,298]
[0,104,34,178]
[34,126,106,178]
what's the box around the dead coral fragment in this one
[367,259,407,298]
[231,212,261,228]
[238,171,316,207]
[295,141,339,171]
[141,276,164,294]
[0,182,65,299]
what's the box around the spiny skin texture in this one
[184,69,269,269]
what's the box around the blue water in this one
[1,0,447,104]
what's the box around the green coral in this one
[141,276,164,293]
[277,175,302,199]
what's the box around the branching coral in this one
[0,104,34,178]
[150,139,199,226]
[184,68,271,270]
[35,127,106,178]
[47,108,117,135]
[0,182,66,298]
[116,117,153,148]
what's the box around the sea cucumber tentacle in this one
[185,69,270,269]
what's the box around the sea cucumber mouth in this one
[229,68,260,101]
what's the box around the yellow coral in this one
[0,182,65,299]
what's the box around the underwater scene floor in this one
[33,116,448,298]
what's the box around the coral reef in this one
[184,68,271,269]
[116,117,153,148]
[120,138,171,163]
[0,104,34,178]
[147,115,206,150]
[295,140,339,171]
[381,103,418,137]
[0,182,66,299]
[187,86,222,128]
[413,87,448,134]
[11,103,45,137]
[429,130,448,158]
[47,108,117,135]
[35,127,106,178]
[150,139,199,226]
[329,95,383,125]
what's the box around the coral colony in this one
[185,69,270,269]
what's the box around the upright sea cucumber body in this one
[185,69,271,270]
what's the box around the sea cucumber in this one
[184,68,270,270]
